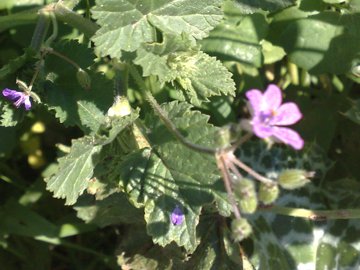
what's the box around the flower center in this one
[259,110,277,125]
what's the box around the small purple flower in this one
[2,88,31,110]
[171,206,184,226]
[243,84,304,150]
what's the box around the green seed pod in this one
[76,68,91,90]
[351,65,360,77]
[231,218,252,242]
[215,123,242,148]
[233,178,258,214]
[258,183,279,205]
[278,169,314,190]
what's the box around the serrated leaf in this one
[0,101,25,127]
[276,12,360,74]
[46,112,139,205]
[91,0,223,58]
[201,13,268,67]
[136,47,235,106]
[117,101,231,252]
[46,136,103,205]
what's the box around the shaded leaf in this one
[276,12,360,74]
[201,13,268,67]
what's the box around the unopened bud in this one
[107,96,132,118]
[351,65,360,77]
[76,68,91,90]
[215,123,242,148]
[231,218,252,242]
[233,178,258,214]
[278,169,314,190]
[258,183,279,205]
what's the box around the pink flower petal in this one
[252,121,273,138]
[245,89,263,115]
[24,96,32,110]
[271,127,304,150]
[272,102,302,126]
[2,88,22,101]
[263,84,282,111]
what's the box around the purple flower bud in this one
[242,84,304,150]
[2,88,31,110]
[171,206,184,226]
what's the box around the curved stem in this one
[45,48,81,70]
[259,205,360,220]
[128,64,217,155]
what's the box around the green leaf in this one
[223,0,296,14]
[201,13,268,67]
[135,45,236,106]
[238,141,333,182]
[0,101,25,127]
[185,217,242,269]
[91,0,223,58]
[117,101,231,252]
[46,112,139,205]
[46,136,103,205]
[344,99,360,125]
[276,12,360,74]
[44,40,113,133]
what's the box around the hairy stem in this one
[229,154,275,185]
[128,64,216,155]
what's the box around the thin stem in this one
[128,64,216,155]
[259,205,360,220]
[227,161,243,182]
[216,153,241,219]
[45,48,81,70]
[44,12,58,47]
[229,154,275,185]
[53,1,98,38]
[30,11,50,53]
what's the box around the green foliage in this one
[91,0,223,58]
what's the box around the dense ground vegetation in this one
[1,0,360,269]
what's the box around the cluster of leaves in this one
[1,0,360,269]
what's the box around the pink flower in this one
[2,88,31,110]
[243,84,304,150]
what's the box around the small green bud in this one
[233,178,258,214]
[76,68,91,90]
[107,96,132,118]
[215,124,242,148]
[258,183,279,205]
[231,218,252,242]
[278,169,314,190]
[351,65,360,77]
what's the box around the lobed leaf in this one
[91,0,223,58]
[116,101,231,252]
